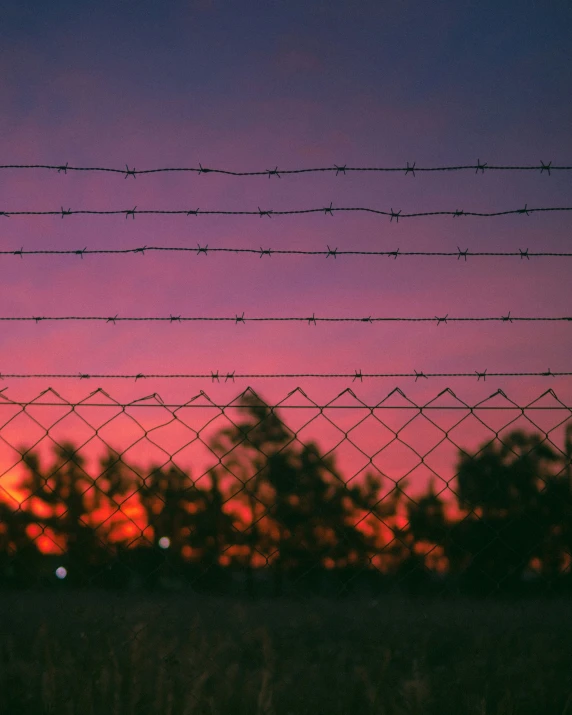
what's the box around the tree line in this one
[1,392,571,597]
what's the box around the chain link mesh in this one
[1,386,570,599]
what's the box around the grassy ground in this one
[1,591,571,715]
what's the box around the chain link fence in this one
[1,387,571,599]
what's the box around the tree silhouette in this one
[562,423,572,570]
[529,423,572,588]
[137,461,239,589]
[449,429,564,594]
[1,416,570,596]
[188,466,240,588]
[0,499,41,587]
[209,390,397,595]
[208,390,294,594]
[397,478,449,593]
[14,442,132,585]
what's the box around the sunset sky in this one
[1,0,571,509]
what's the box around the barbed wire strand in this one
[0,370,570,382]
[0,160,567,177]
[1,314,570,324]
[3,246,572,260]
[0,386,570,411]
[1,204,571,221]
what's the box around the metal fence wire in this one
[0,387,571,599]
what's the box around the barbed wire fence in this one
[1,156,571,605]
[0,159,568,176]
[3,246,572,260]
[2,202,572,220]
[0,313,570,324]
[1,370,571,382]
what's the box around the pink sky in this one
[1,0,571,518]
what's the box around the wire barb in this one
[196,244,208,255]
[476,370,487,382]
[502,311,513,323]
[57,163,68,174]
[476,159,487,174]
[540,161,552,176]
[519,248,529,260]
[323,202,334,216]
[414,370,428,382]
[334,164,347,176]
[353,370,363,382]
[326,245,338,259]
[266,167,280,179]
[258,207,272,218]
[61,207,72,219]
[124,164,136,179]
[259,247,272,258]
[125,206,137,220]
[307,313,316,326]
[457,247,468,261]
[235,312,245,324]
[435,315,448,325]
[405,161,416,177]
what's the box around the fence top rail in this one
[1,387,571,411]
[0,403,571,410]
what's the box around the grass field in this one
[1,591,571,715]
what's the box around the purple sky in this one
[1,0,571,504]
